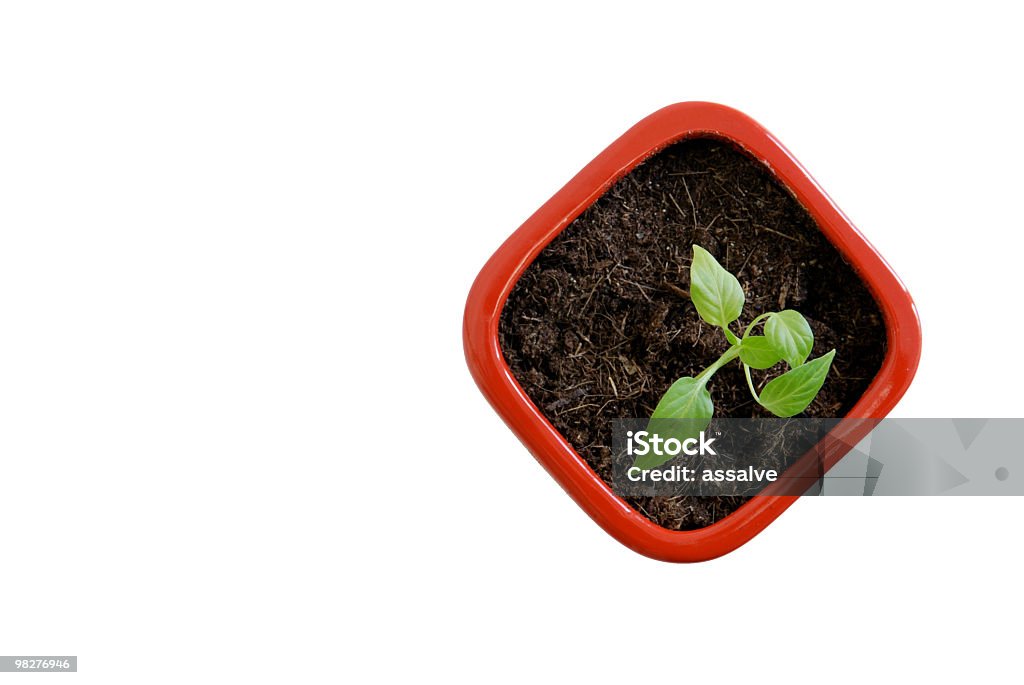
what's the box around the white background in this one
[1,2,1021,683]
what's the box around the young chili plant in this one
[634,245,836,470]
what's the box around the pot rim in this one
[463,102,922,562]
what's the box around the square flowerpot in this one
[463,102,921,562]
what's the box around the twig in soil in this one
[661,282,691,300]
[623,279,654,302]
[668,193,687,221]
[597,311,626,336]
[578,281,602,315]
[557,403,599,416]
[598,338,630,354]
[635,501,654,519]
[730,399,757,412]
[566,346,587,360]
[736,248,756,278]
[681,176,698,231]
[755,225,801,243]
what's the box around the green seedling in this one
[634,245,836,470]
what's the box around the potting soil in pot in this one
[498,137,886,530]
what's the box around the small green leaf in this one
[651,376,714,422]
[690,245,744,328]
[739,335,783,369]
[758,350,836,417]
[765,310,814,367]
[635,377,713,470]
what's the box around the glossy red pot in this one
[463,102,922,562]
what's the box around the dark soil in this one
[498,137,887,530]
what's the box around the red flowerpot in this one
[463,102,922,562]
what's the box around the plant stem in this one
[743,363,761,403]
[694,345,741,384]
[743,312,774,339]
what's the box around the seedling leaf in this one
[739,335,783,369]
[765,309,814,367]
[650,376,714,422]
[690,245,744,327]
[636,377,714,470]
[758,350,836,417]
